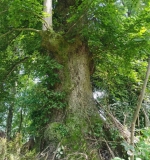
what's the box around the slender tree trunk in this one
[142,107,150,127]
[130,57,150,160]
[18,108,23,133]
[6,104,13,140]
[6,85,16,140]
[43,0,52,30]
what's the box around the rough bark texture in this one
[69,46,91,105]
[18,109,23,133]
[6,83,16,140]
[41,36,102,159]
[61,44,102,159]
[6,103,13,140]
[68,45,96,117]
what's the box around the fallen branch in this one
[36,145,50,159]
[104,138,115,159]
[95,100,139,143]
[62,152,88,160]
[52,142,61,160]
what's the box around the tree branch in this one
[0,10,7,15]
[66,0,94,34]
[0,28,41,39]
[0,30,13,39]
[14,28,41,32]
[2,57,29,83]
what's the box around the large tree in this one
[1,0,150,159]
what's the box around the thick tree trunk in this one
[42,37,102,159]
[68,45,96,117]
[60,44,101,159]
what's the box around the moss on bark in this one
[41,32,104,159]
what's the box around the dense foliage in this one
[0,0,150,159]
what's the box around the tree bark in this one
[42,1,102,159]
[6,104,13,140]
[59,43,101,159]
[41,35,102,159]
[18,108,23,133]
[6,85,16,140]
[43,0,52,30]
[68,46,94,114]
[142,107,150,127]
